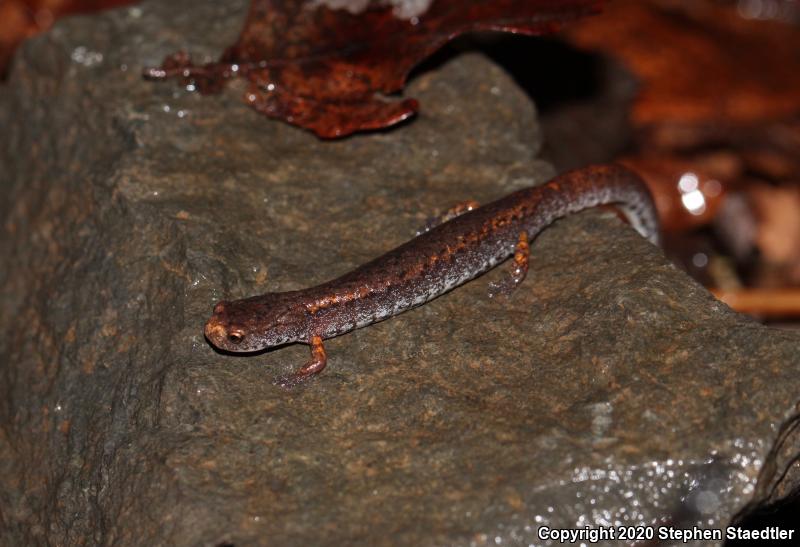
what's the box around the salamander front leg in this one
[488,231,530,298]
[417,200,480,235]
[275,335,327,389]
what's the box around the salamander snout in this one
[205,294,308,352]
[204,301,251,351]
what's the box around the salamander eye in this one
[227,330,245,344]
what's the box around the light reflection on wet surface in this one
[467,439,765,547]
[678,173,707,217]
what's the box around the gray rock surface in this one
[1,1,799,546]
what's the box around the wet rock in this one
[1,1,799,546]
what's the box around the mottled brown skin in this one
[205,164,659,387]
[418,200,480,235]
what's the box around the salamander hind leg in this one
[488,231,530,298]
[275,335,327,389]
[416,200,480,235]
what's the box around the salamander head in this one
[204,293,309,352]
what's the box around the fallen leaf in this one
[563,0,800,139]
[144,0,602,138]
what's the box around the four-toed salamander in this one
[204,164,659,387]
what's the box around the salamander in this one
[204,164,659,387]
